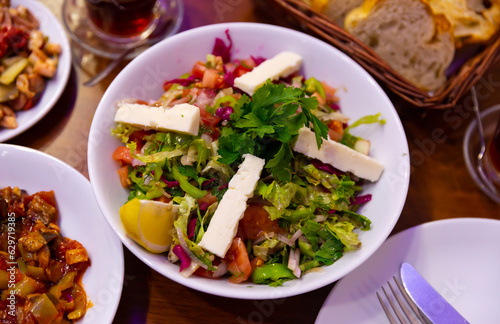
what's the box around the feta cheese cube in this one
[114,103,200,136]
[293,127,383,181]
[198,154,265,257]
[234,51,302,95]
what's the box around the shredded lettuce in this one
[111,123,139,143]
[340,113,385,149]
[326,221,361,251]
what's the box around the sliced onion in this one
[212,261,228,278]
[314,215,327,222]
[180,262,200,278]
[253,232,274,245]
[277,229,302,246]
[287,248,301,278]
[201,133,213,144]
[176,227,208,269]
[290,229,303,244]
[131,158,146,167]
[143,174,153,185]
[156,186,171,199]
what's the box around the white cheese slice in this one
[227,153,266,198]
[198,191,248,258]
[114,103,200,136]
[293,127,383,181]
[233,51,302,95]
[199,154,265,257]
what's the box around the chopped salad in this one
[112,31,385,286]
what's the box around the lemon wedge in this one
[119,198,179,253]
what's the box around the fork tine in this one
[393,276,425,323]
[388,278,421,324]
[377,291,399,324]
[382,285,409,324]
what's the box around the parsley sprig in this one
[218,80,328,182]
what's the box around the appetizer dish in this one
[0,186,89,323]
[0,1,61,130]
[111,32,385,285]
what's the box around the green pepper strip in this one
[251,263,296,284]
[49,271,77,299]
[29,293,59,324]
[171,162,207,199]
[304,77,325,99]
[298,240,314,258]
[280,205,316,223]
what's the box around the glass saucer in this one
[463,104,500,204]
[62,0,184,60]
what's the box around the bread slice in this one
[323,0,365,26]
[428,0,500,47]
[344,0,455,91]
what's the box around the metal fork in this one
[377,276,426,324]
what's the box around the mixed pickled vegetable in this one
[0,187,89,323]
[0,1,61,129]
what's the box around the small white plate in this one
[0,144,124,323]
[0,0,71,142]
[316,218,500,324]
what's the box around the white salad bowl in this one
[88,22,410,299]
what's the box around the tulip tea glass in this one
[463,103,500,204]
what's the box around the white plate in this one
[316,218,500,324]
[0,144,124,323]
[88,22,410,299]
[0,0,71,142]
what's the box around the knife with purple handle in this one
[400,263,470,324]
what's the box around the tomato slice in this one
[327,120,344,142]
[225,237,252,283]
[197,193,218,208]
[192,61,207,79]
[117,166,130,188]
[112,146,133,165]
[129,130,151,151]
[233,64,252,77]
[237,204,281,240]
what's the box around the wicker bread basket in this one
[264,0,500,109]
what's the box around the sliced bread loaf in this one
[324,0,365,26]
[344,0,455,91]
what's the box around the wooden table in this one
[7,0,500,323]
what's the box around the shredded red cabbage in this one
[351,194,372,205]
[216,107,234,120]
[201,178,215,188]
[223,69,235,87]
[187,218,197,240]
[198,202,209,211]
[173,245,191,271]
[311,159,345,176]
[161,178,179,188]
[212,29,233,63]
[163,75,197,89]
[329,103,340,111]
[251,56,266,66]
